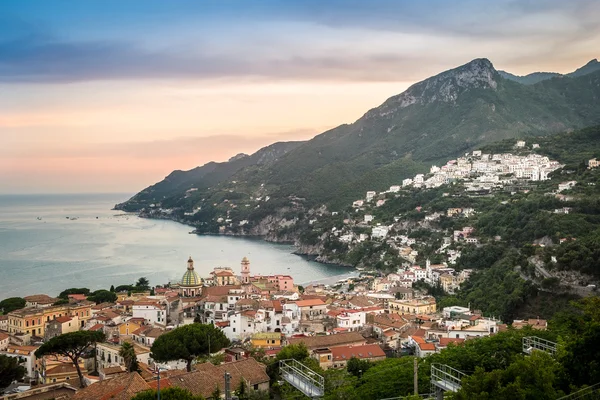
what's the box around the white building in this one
[364,215,374,223]
[366,191,377,202]
[132,301,167,327]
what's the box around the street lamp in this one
[154,364,170,400]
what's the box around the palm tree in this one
[119,342,138,372]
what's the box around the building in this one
[287,332,367,352]
[132,301,166,326]
[388,297,437,316]
[588,158,599,169]
[24,294,59,308]
[1,345,40,380]
[251,332,282,348]
[44,315,80,340]
[0,331,9,351]
[179,257,203,297]
[336,310,366,332]
[7,302,92,337]
[71,372,151,400]
[211,268,240,286]
[241,256,251,285]
[410,336,436,358]
[295,299,327,321]
[170,358,270,397]
[314,343,386,369]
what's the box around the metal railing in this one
[280,359,325,398]
[556,382,600,400]
[430,364,465,394]
[522,336,558,356]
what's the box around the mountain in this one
[116,140,304,211]
[568,58,600,78]
[119,57,600,217]
[498,58,600,84]
[497,70,561,85]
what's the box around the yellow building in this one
[8,302,93,337]
[251,332,282,348]
[118,320,143,336]
[388,297,437,316]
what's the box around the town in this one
[0,253,547,399]
[1,141,598,399]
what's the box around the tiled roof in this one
[54,316,73,323]
[288,332,366,350]
[174,358,269,398]
[71,372,150,400]
[0,332,9,341]
[88,324,104,332]
[46,363,78,375]
[295,299,326,307]
[331,344,386,361]
[24,294,58,304]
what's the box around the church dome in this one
[181,269,201,287]
[181,256,202,287]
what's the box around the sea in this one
[0,193,356,299]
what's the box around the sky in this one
[1,0,599,194]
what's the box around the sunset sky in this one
[1,0,599,194]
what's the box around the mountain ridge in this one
[118,57,600,215]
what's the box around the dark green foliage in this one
[87,289,117,304]
[135,277,150,290]
[109,285,115,292]
[52,298,70,306]
[0,297,25,314]
[35,330,105,388]
[119,342,139,372]
[0,354,27,389]
[131,387,205,400]
[150,324,229,372]
[346,357,372,377]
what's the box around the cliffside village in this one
[0,256,548,399]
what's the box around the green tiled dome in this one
[181,269,201,286]
[181,256,202,287]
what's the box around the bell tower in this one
[241,256,250,285]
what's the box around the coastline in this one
[128,210,356,270]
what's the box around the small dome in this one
[242,256,249,263]
[181,269,201,287]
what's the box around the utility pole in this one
[225,372,232,400]
[413,357,418,395]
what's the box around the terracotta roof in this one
[148,378,172,390]
[71,372,150,400]
[295,299,326,307]
[54,316,73,323]
[88,324,104,331]
[331,344,386,361]
[24,294,58,304]
[175,358,269,398]
[103,365,126,375]
[46,363,78,375]
[288,332,366,350]
[0,332,9,341]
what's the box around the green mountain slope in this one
[120,57,600,214]
[116,141,303,211]
[498,58,600,84]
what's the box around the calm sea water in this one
[0,194,354,299]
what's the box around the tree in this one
[235,378,248,400]
[35,331,105,388]
[151,324,229,372]
[0,354,26,389]
[136,277,150,290]
[87,290,117,304]
[0,297,25,314]
[130,387,205,400]
[346,357,372,377]
[211,385,221,400]
[109,285,115,292]
[119,342,139,372]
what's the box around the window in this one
[233,328,236,332]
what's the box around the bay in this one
[0,193,355,299]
